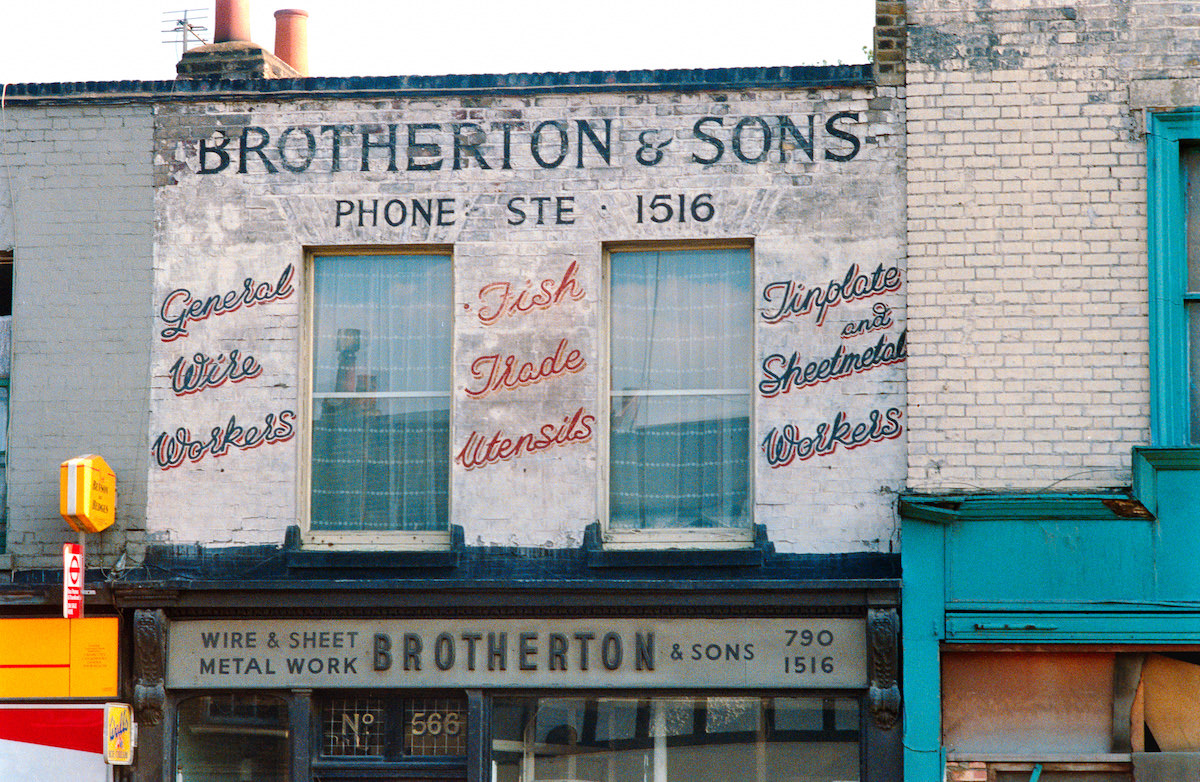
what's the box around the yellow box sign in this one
[104,702,134,765]
[0,617,118,698]
[60,455,116,533]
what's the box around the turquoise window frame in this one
[1147,109,1200,445]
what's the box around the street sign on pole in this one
[63,544,83,619]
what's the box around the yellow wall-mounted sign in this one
[0,617,118,698]
[104,702,134,765]
[60,455,116,533]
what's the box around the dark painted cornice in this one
[1,64,873,106]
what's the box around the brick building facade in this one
[6,0,1200,779]
[902,1,1200,781]
[0,4,907,780]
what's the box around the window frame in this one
[303,246,454,551]
[600,240,756,550]
[1147,111,1200,446]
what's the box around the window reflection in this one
[492,696,859,782]
[176,694,290,782]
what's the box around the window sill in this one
[584,523,770,568]
[286,525,463,569]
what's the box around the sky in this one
[0,0,875,85]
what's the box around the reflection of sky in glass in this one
[313,254,451,398]
[610,248,751,393]
[1191,306,1199,443]
[705,697,758,733]
[1186,148,1200,443]
[490,696,862,782]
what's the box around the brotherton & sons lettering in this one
[191,113,863,175]
[168,618,868,690]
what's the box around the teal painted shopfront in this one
[901,450,1200,781]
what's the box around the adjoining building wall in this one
[0,105,154,568]
[903,2,1200,779]
[904,0,1182,491]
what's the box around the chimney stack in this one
[177,1,306,80]
[213,0,252,43]
[273,9,309,76]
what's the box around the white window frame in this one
[302,246,454,551]
[600,240,755,550]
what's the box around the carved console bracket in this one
[867,607,900,730]
[133,609,168,726]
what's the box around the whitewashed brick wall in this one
[151,83,905,553]
[904,0,1193,491]
[0,105,154,568]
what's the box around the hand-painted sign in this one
[193,113,864,176]
[168,617,867,690]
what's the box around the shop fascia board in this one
[110,579,899,612]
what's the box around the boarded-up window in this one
[942,652,1115,755]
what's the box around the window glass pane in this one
[1187,146,1200,292]
[610,395,749,530]
[610,249,751,391]
[492,696,859,782]
[176,694,289,782]
[1191,304,1200,443]
[1184,148,1200,443]
[322,696,386,757]
[405,697,468,756]
[311,253,450,532]
[318,695,467,760]
[609,248,751,532]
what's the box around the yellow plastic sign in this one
[60,455,116,533]
[0,617,118,698]
[104,703,134,765]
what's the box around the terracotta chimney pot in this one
[214,0,252,43]
[274,9,309,76]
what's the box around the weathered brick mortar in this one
[904,0,1190,491]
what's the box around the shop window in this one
[175,693,290,782]
[606,244,753,544]
[309,250,452,544]
[1147,112,1200,445]
[319,694,467,760]
[492,695,858,782]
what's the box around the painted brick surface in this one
[0,105,154,568]
[904,0,1200,491]
[150,85,905,553]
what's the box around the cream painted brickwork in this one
[904,0,1197,491]
[0,105,155,568]
[151,85,905,553]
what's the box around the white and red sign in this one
[63,544,83,619]
[0,705,111,780]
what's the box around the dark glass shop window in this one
[492,695,860,782]
[176,693,290,782]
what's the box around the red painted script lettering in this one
[465,338,586,399]
[455,407,595,470]
[475,261,585,325]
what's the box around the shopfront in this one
[120,550,900,782]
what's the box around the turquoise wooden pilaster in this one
[900,507,946,781]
